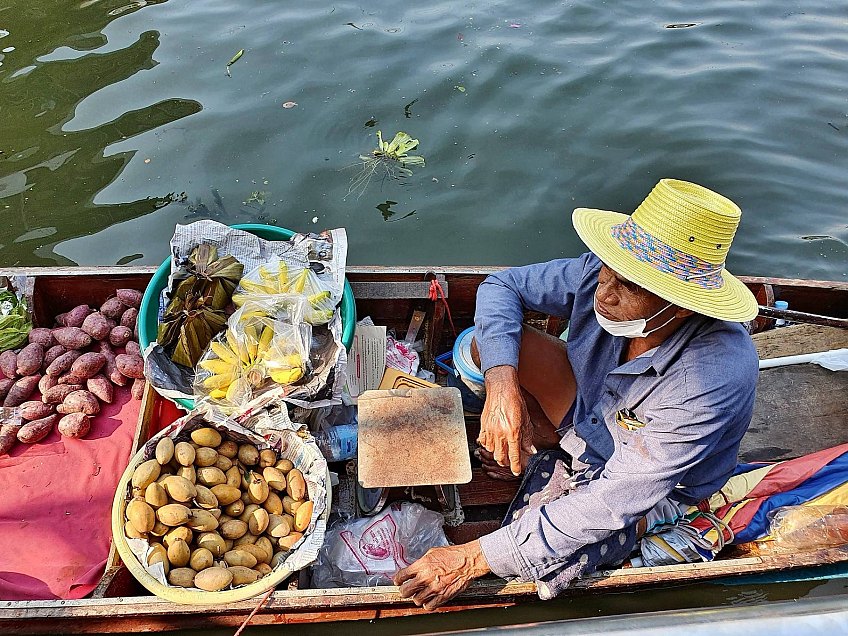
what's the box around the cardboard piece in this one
[378,368,439,391]
[344,325,386,401]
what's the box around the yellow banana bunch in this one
[197,321,306,403]
[231,263,305,307]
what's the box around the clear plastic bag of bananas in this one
[193,298,312,413]
[231,257,341,326]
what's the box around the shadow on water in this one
[0,0,200,266]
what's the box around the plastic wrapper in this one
[194,299,312,413]
[233,257,342,326]
[311,502,449,588]
[768,505,848,551]
[0,289,31,352]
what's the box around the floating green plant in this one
[344,131,425,199]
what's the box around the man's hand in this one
[478,365,535,476]
[394,541,491,610]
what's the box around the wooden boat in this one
[1,264,847,634]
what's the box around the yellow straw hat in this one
[572,179,758,322]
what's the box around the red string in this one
[429,279,457,337]
[233,587,275,636]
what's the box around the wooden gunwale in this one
[1,545,846,631]
[0,264,846,632]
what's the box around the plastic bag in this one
[0,289,31,352]
[768,505,848,551]
[386,335,419,376]
[311,502,449,588]
[233,257,342,326]
[193,299,312,412]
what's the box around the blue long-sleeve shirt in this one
[474,253,758,581]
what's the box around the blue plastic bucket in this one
[435,326,486,413]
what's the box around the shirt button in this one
[591,417,598,424]
[607,390,614,396]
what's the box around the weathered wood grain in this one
[752,324,848,360]
[742,365,848,462]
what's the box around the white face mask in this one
[594,297,677,338]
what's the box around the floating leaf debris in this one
[226,49,244,76]
[344,131,425,199]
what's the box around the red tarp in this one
[0,384,140,601]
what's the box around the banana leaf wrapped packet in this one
[157,244,243,367]
[172,244,243,310]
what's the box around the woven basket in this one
[111,416,330,604]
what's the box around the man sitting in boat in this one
[395,178,760,608]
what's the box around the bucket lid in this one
[453,326,485,384]
[356,484,388,516]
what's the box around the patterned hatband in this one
[610,217,725,290]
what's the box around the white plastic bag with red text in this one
[311,502,449,588]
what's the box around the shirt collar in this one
[609,315,710,376]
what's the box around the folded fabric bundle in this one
[639,443,848,566]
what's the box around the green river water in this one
[1,0,847,631]
[1,0,846,279]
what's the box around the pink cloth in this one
[0,385,139,601]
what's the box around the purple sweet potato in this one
[58,372,86,385]
[38,374,58,395]
[4,375,40,407]
[0,423,21,455]
[0,350,18,379]
[20,400,55,422]
[125,341,141,357]
[0,377,15,402]
[17,414,59,443]
[70,352,106,380]
[42,384,84,404]
[54,312,69,327]
[109,326,132,347]
[100,297,127,320]
[120,308,138,330]
[57,390,100,416]
[16,343,44,377]
[117,289,143,309]
[42,345,67,372]
[133,320,139,341]
[115,353,144,379]
[131,377,146,400]
[62,305,93,328]
[81,312,114,341]
[97,341,128,387]
[46,350,82,377]
[28,328,55,348]
[87,374,113,404]
[58,413,91,439]
[52,327,92,350]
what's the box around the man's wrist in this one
[484,364,519,390]
[465,540,492,578]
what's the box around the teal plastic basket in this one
[138,223,356,410]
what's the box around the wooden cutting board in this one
[357,387,472,488]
